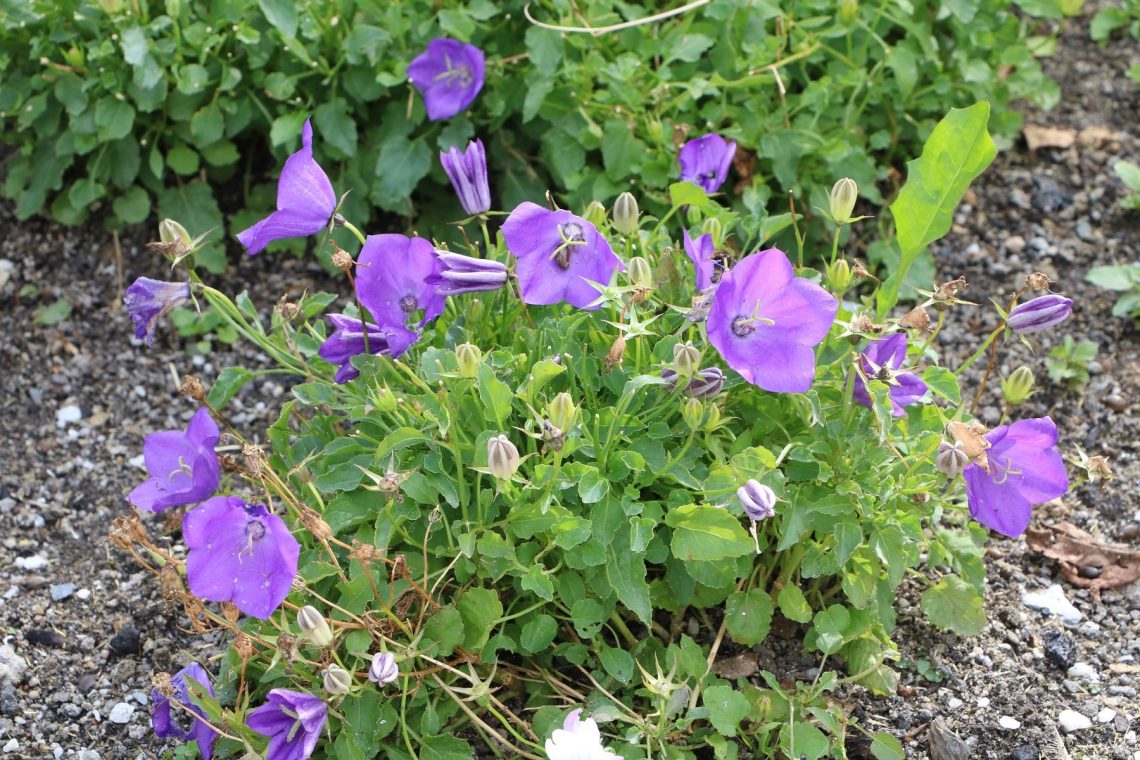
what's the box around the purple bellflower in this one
[128,408,220,513]
[318,314,418,384]
[963,417,1068,537]
[440,139,491,215]
[152,662,217,760]
[407,38,485,121]
[850,333,928,417]
[236,119,336,256]
[426,250,508,296]
[682,228,717,292]
[706,248,838,393]
[355,234,447,330]
[737,480,777,521]
[1006,294,1073,334]
[124,277,191,346]
[246,689,327,760]
[501,201,623,310]
[678,134,736,194]
[183,497,300,620]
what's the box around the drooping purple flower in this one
[318,314,419,384]
[661,367,726,398]
[236,119,336,256]
[706,249,838,393]
[850,333,928,417]
[407,38,485,121]
[678,134,736,193]
[246,689,327,760]
[440,139,491,215]
[502,202,623,310]
[151,662,217,760]
[682,228,716,292]
[355,234,447,330]
[1006,294,1073,334]
[124,277,191,346]
[128,408,220,513]
[182,496,299,620]
[737,480,776,521]
[426,250,508,296]
[963,417,1068,537]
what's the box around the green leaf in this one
[456,588,502,651]
[777,583,813,623]
[921,576,985,636]
[422,606,465,657]
[881,103,996,312]
[1086,264,1139,291]
[813,604,850,654]
[476,363,512,428]
[1090,7,1126,41]
[166,144,200,175]
[420,735,474,760]
[521,564,555,602]
[602,119,644,177]
[94,98,135,142]
[315,98,358,158]
[921,366,961,405]
[599,646,635,684]
[519,614,558,654]
[870,732,905,760]
[606,525,651,624]
[259,0,298,38]
[207,367,255,409]
[669,181,709,208]
[190,104,225,147]
[372,134,432,211]
[34,299,72,326]
[1114,160,1140,190]
[666,505,754,561]
[112,186,151,224]
[780,722,829,760]
[703,685,751,737]
[724,588,773,646]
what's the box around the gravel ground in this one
[0,7,1137,760]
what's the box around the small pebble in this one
[50,583,76,602]
[1043,629,1077,669]
[999,716,1022,730]
[14,556,47,571]
[2,739,18,753]
[1059,709,1092,732]
[978,697,991,708]
[1010,745,1039,760]
[108,701,134,724]
[1005,235,1026,253]
[109,625,140,656]
[1067,662,1099,681]
[56,404,82,427]
[1098,708,1117,723]
[76,588,91,600]
[1023,584,1083,623]
[948,697,964,709]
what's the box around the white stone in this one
[76,588,91,600]
[999,716,1021,730]
[948,697,964,709]
[977,697,991,708]
[14,555,46,571]
[107,702,134,724]
[56,404,82,427]
[128,454,145,469]
[1058,709,1092,732]
[1098,708,1117,723]
[0,644,27,686]
[0,259,13,289]
[1067,662,1099,681]
[3,739,18,753]
[1022,584,1083,623]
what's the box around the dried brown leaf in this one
[1025,521,1140,599]
[1023,125,1076,151]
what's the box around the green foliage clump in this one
[1046,335,1098,390]
[1087,261,1140,321]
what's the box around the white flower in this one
[545,709,621,760]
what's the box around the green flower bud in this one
[297,605,334,648]
[672,341,702,377]
[838,0,858,23]
[455,343,482,378]
[374,386,397,413]
[702,404,721,433]
[547,392,579,433]
[1001,366,1036,406]
[159,218,193,248]
[323,664,352,696]
[829,178,858,225]
[682,397,704,431]
[582,200,607,228]
[825,259,853,293]
[701,217,723,247]
[613,192,640,236]
[627,256,653,287]
[487,434,520,481]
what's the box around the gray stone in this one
[1059,709,1092,732]
[107,701,134,724]
[50,583,75,602]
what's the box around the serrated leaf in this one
[476,363,512,428]
[207,367,254,409]
[921,576,985,636]
[921,366,961,404]
[703,685,751,737]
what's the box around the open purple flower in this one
[426,250,508,296]
[407,38,485,121]
[678,134,736,194]
[963,417,1068,537]
[318,314,419,384]
[1006,294,1073,334]
[850,333,928,417]
[682,228,716,292]
[355,234,447,330]
[128,408,220,513]
[236,119,336,256]
[124,277,191,346]
[441,139,491,215]
[183,497,299,619]
[152,662,217,760]
[706,248,838,393]
[246,689,327,760]
[502,202,623,310]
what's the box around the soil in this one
[0,6,1137,760]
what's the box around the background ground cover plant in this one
[0,0,1063,274]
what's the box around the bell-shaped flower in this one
[124,277,191,346]
[1006,294,1073,334]
[737,479,776,521]
[850,333,928,417]
[963,417,1068,537]
[151,662,217,760]
[678,134,736,193]
[706,248,838,392]
[369,652,399,685]
[440,139,491,215]
[545,709,620,760]
[426,251,508,296]
[407,38,485,121]
[236,119,337,255]
[128,408,220,513]
[182,496,300,619]
[502,202,623,310]
[318,314,419,384]
[682,228,716,292]
[246,689,327,760]
[355,234,447,331]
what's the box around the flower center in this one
[400,295,418,315]
[168,456,193,481]
[991,456,1021,484]
[550,223,586,270]
[731,316,755,336]
[245,519,266,547]
[434,56,473,88]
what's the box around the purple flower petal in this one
[682,228,716,292]
[407,38,485,121]
[440,139,491,215]
[850,333,927,417]
[318,313,419,383]
[1006,294,1072,334]
[247,689,327,760]
[128,408,220,513]
[678,134,736,193]
[151,662,217,760]
[355,234,446,330]
[124,277,191,346]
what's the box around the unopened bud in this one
[627,256,652,287]
[1026,272,1051,291]
[323,664,352,695]
[838,0,858,22]
[613,192,640,236]
[159,218,192,248]
[1001,366,1035,406]
[826,258,852,293]
[374,386,397,413]
[829,178,858,224]
[737,479,776,521]
[662,367,726,398]
[1006,294,1073,334]
[701,217,723,246]
[369,652,399,685]
[672,341,702,377]
[455,343,482,378]
[582,200,607,228]
[547,392,579,433]
[703,404,721,433]
[682,397,704,430]
[487,435,520,481]
[935,441,970,479]
[297,605,334,647]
